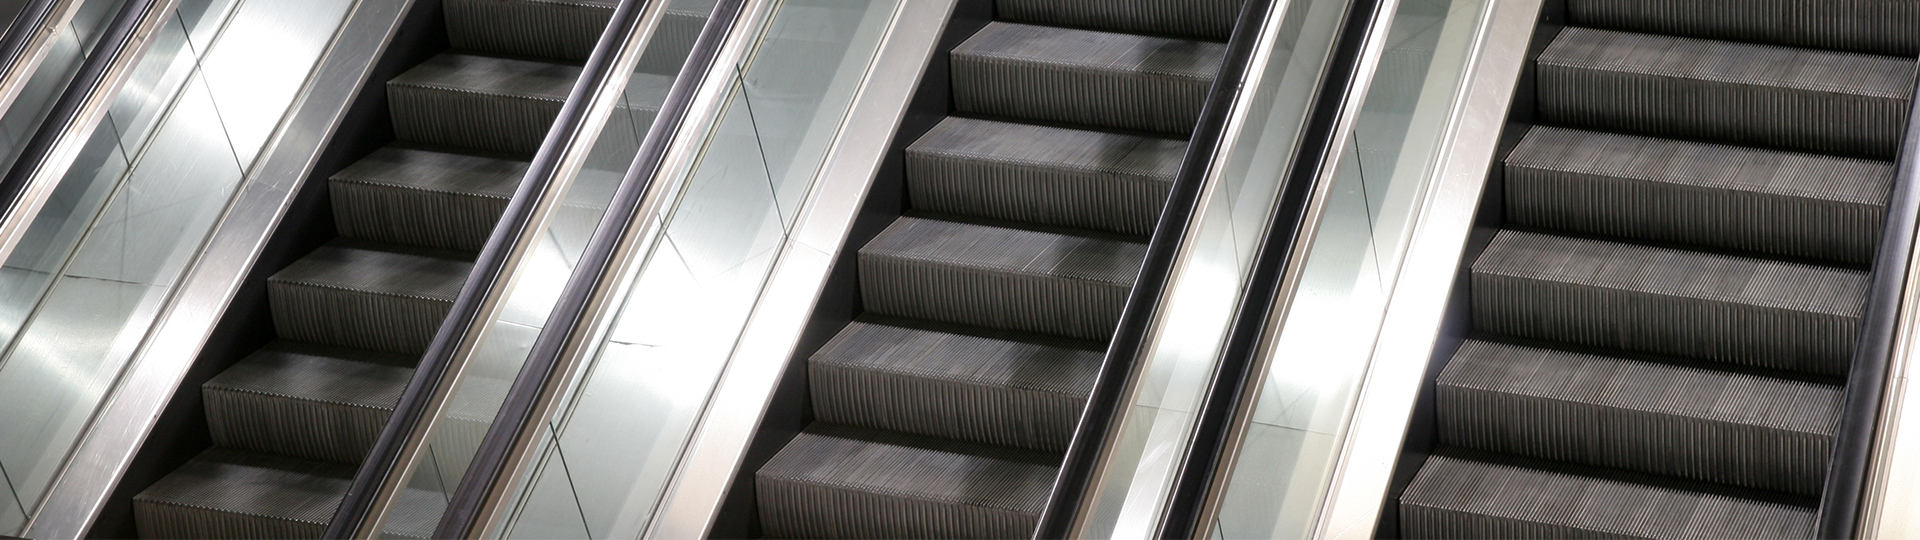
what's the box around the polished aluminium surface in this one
[638,1,952,536]
[1300,0,1537,537]
[344,0,680,536]
[0,0,90,147]
[1856,61,1920,540]
[18,0,410,536]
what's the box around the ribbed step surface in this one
[859,216,1144,341]
[445,0,714,70]
[1536,27,1916,159]
[756,425,1057,539]
[951,22,1224,135]
[1438,340,1840,496]
[331,146,526,252]
[810,319,1101,453]
[906,117,1181,236]
[996,0,1244,41]
[1471,230,1868,376]
[204,341,413,465]
[388,53,578,155]
[1400,454,1815,539]
[267,240,473,355]
[134,449,437,539]
[1505,127,1894,265]
[1567,0,1920,57]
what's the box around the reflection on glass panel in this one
[377,2,716,533]
[485,1,899,537]
[1210,0,1489,537]
[0,0,132,175]
[0,0,355,531]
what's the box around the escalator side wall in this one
[85,2,451,536]
[700,2,996,537]
[1367,0,1564,537]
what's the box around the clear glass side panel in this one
[378,0,719,532]
[0,0,355,531]
[1210,0,1492,537]
[0,0,131,188]
[486,1,899,537]
[1072,0,1350,537]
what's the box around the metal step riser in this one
[1567,0,1920,57]
[1471,273,1858,376]
[389,85,562,155]
[907,152,1170,237]
[1401,505,1616,540]
[995,0,1243,41]
[134,505,324,540]
[809,362,1084,453]
[445,0,612,61]
[205,389,392,466]
[268,283,453,355]
[858,255,1129,341]
[1437,385,1830,496]
[331,180,509,253]
[756,476,1039,539]
[1505,164,1887,266]
[951,56,1210,136]
[1536,64,1910,160]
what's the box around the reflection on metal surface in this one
[20,0,413,536]
[0,0,364,533]
[0,0,128,176]
[1194,0,1539,537]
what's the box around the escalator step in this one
[907,117,1181,237]
[331,146,526,252]
[388,54,578,155]
[859,216,1144,341]
[810,319,1102,453]
[1536,27,1915,160]
[1399,454,1814,539]
[1567,0,1920,57]
[132,449,440,539]
[1471,230,1867,376]
[445,0,614,62]
[951,22,1224,136]
[756,425,1056,539]
[1438,339,1840,496]
[267,240,472,355]
[1505,126,1894,265]
[204,341,412,465]
[995,0,1245,42]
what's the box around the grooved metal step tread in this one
[445,0,614,61]
[388,53,580,155]
[858,216,1145,341]
[906,117,1183,236]
[951,21,1225,135]
[756,424,1057,539]
[995,0,1245,41]
[811,319,1102,453]
[1505,126,1895,265]
[1471,230,1868,376]
[1567,0,1920,57]
[268,240,474,355]
[1399,454,1815,539]
[1536,27,1916,159]
[331,146,528,252]
[134,448,438,539]
[1438,339,1840,496]
[205,341,414,465]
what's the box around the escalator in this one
[746,1,1243,537]
[1395,2,1918,537]
[123,1,639,536]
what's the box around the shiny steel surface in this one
[0,0,85,122]
[1305,0,1538,536]
[17,0,411,536]
[1865,246,1920,538]
[640,1,953,535]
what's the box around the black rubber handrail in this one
[1814,62,1920,540]
[0,0,160,229]
[1154,0,1391,534]
[1027,0,1382,534]
[0,0,65,95]
[430,0,746,536]
[325,0,672,535]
